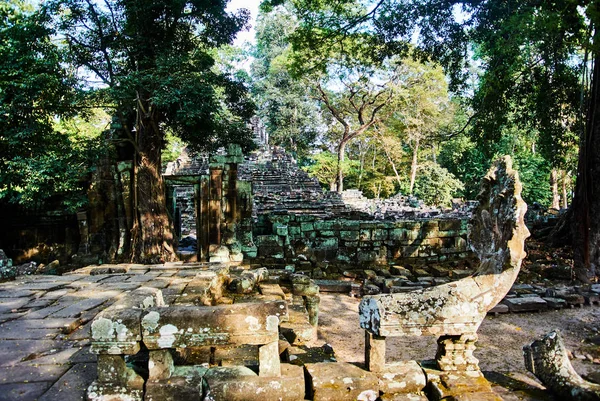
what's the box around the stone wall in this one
[249,213,471,270]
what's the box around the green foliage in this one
[0,1,90,211]
[45,0,256,154]
[303,151,358,189]
[438,134,488,199]
[251,6,321,157]
[413,162,464,207]
[161,131,185,168]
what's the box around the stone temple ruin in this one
[81,155,528,400]
[158,145,475,278]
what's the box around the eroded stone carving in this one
[524,330,600,401]
[359,156,530,372]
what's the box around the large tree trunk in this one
[571,52,600,283]
[129,97,177,264]
[409,138,420,195]
[550,169,560,209]
[337,141,347,193]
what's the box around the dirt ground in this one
[313,293,600,401]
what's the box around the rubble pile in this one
[239,147,347,217]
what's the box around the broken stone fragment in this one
[96,354,144,388]
[524,330,600,401]
[376,360,426,395]
[204,364,305,401]
[305,362,379,401]
[424,368,500,401]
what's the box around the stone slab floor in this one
[0,267,598,401]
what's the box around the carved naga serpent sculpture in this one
[359,156,530,371]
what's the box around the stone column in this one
[305,295,320,327]
[198,175,210,261]
[209,168,223,245]
[365,332,386,372]
[435,333,479,371]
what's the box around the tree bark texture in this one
[337,141,347,193]
[129,97,177,264]
[409,138,420,195]
[571,52,600,282]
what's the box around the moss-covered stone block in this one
[359,229,371,241]
[301,222,314,232]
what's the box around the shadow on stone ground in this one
[0,273,598,400]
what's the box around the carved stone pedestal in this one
[435,333,479,372]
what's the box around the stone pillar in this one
[209,167,223,245]
[365,332,386,372]
[305,295,320,327]
[435,333,479,371]
[198,175,210,261]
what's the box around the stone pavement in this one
[0,263,215,401]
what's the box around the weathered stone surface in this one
[425,369,500,401]
[542,297,567,309]
[90,309,143,355]
[38,363,98,401]
[502,297,548,312]
[204,364,304,401]
[96,355,141,390]
[148,350,175,381]
[0,382,51,401]
[141,301,286,349]
[524,330,600,401]
[376,361,426,395]
[359,157,529,372]
[380,393,428,401]
[280,301,315,345]
[145,366,206,401]
[305,362,379,401]
[487,304,509,315]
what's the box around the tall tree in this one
[46,0,254,263]
[313,62,401,192]
[251,6,321,157]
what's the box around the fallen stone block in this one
[141,301,287,349]
[487,304,509,315]
[305,362,379,401]
[562,293,585,307]
[502,297,548,313]
[204,364,304,401]
[425,369,501,401]
[314,280,352,293]
[377,361,426,395]
[542,297,567,309]
[145,366,206,401]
